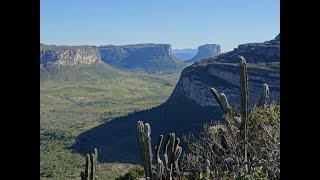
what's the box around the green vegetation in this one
[41,55,279,179]
[40,62,181,179]
[182,57,280,179]
[115,167,144,180]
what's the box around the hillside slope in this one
[40,44,182,179]
[72,34,280,163]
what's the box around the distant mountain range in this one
[40,43,188,74]
[40,43,224,73]
[72,34,280,163]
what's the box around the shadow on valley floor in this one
[71,96,222,164]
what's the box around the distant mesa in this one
[173,48,198,61]
[185,44,221,64]
[98,43,188,73]
[40,43,188,73]
[40,44,102,69]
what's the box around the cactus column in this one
[239,56,249,170]
[137,121,182,180]
[258,84,269,108]
[80,148,98,180]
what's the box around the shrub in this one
[115,166,144,180]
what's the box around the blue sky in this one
[40,0,279,52]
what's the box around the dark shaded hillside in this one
[72,95,221,163]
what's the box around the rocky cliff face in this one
[217,34,280,63]
[170,34,280,109]
[169,61,280,109]
[40,45,102,69]
[98,44,187,73]
[185,44,221,64]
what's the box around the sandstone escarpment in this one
[98,44,187,73]
[169,61,279,109]
[169,34,280,109]
[40,45,102,69]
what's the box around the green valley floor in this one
[40,63,181,179]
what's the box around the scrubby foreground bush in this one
[182,103,280,179]
[181,57,280,179]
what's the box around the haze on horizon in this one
[40,0,279,52]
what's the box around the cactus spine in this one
[258,84,269,108]
[137,121,182,180]
[81,148,98,180]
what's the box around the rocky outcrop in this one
[173,48,198,61]
[185,44,221,64]
[217,34,280,63]
[170,34,280,109]
[169,61,280,110]
[40,44,102,68]
[98,44,187,73]
[275,33,280,41]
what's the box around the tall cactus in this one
[144,123,153,179]
[164,133,182,178]
[210,88,232,114]
[205,159,211,179]
[209,56,271,175]
[155,135,164,179]
[81,148,98,180]
[137,121,182,180]
[137,121,147,175]
[239,56,249,166]
[258,84,269,108]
